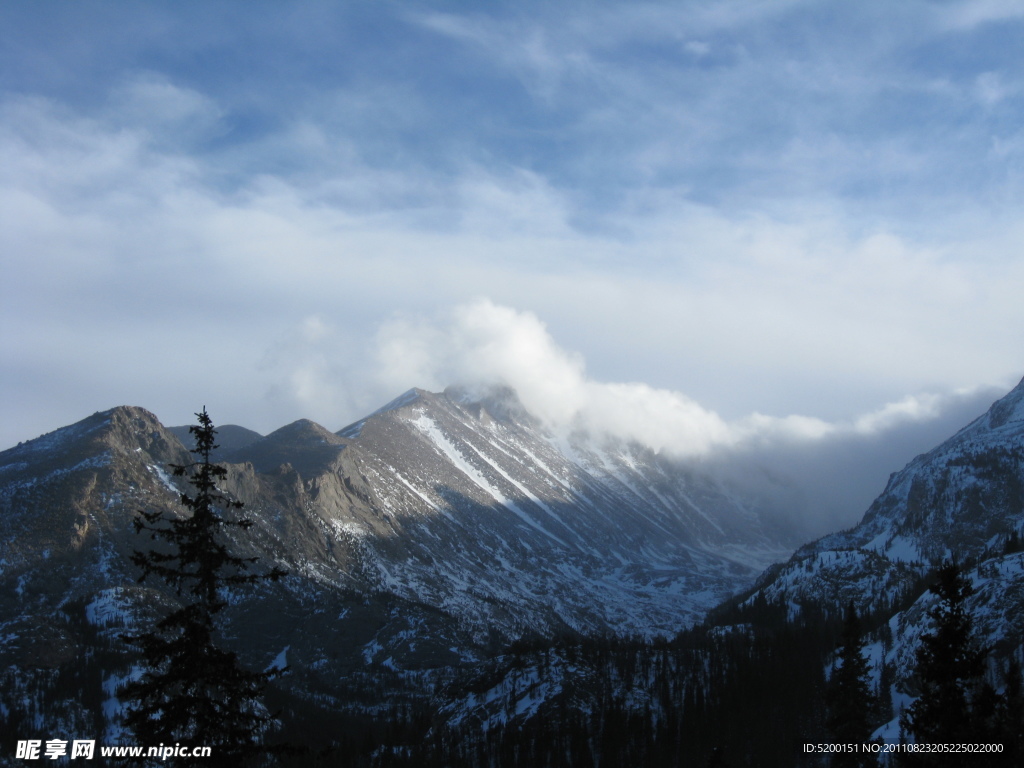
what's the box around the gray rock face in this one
[0,386,801,683]
[288,385,797,639]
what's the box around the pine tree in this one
[826,603,878,767]
[900,560,986,766]
[122,407,287,765]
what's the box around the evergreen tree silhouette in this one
[900,560,986,766]
[122,407,287,765]
[826,603,878,767]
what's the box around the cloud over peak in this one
[373,299,987,460]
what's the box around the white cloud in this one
[3,86,1022,451]
[940,0,1024,30]
[974,70,1018,107]
[412,12,596,103]
[455,168,574,237]
[4,4,1024,456]
[371,299,993,459]
[368,298,1011,535]
[852,393,945,435]
[106,71,225,144]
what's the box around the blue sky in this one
[3,1,1024,522]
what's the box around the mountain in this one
[423,378,1024,759]
[0,385,804,750]
[234,384,799,639]
[4,379,1024,761]
[743,374,1024,610]
[732,375,1024,740]
[2,385,801,643]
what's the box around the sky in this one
[3,1,1024,529]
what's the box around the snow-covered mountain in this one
[260,384,799,639]
[0,386,800,689]
[5,379,1024,760]
[745,374,1024,613]
[733,376,1024,740]
[426,377,1024,754]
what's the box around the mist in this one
[373,299,1005,537]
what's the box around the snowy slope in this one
[226,385,800,642]
[732,376,1024,740]
[746,376,1024,616]
[0,386,803,687]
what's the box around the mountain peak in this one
[443,384,528,423]
[267,418,343,442]
[231,417,345,475]
[1,405,184,468]
[167,422,262,459]
[931,376,1024,448]
[981,374,1024,430]
[336,389,428,438]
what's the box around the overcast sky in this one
[3,1,1024,525]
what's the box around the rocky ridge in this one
[735,376,1024,739]
[0,385,804,742]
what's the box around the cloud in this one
[4,2,1024,460]
[369,298,1011,535]
[412,11,596,104]
[106,71,226,145]
[373,299,994,459]
[3,86,1021,451]
[940,0,1024,30]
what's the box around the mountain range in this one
[0,385,800,665]
[3,377,1024,760]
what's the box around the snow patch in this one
[85,589,135,628]
[147,464,177,493]
[411,414,567,546]
[267,645,290,672]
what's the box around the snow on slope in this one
[735,376,1024,739]
[0,387,804,683]
[305,386,802,644]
